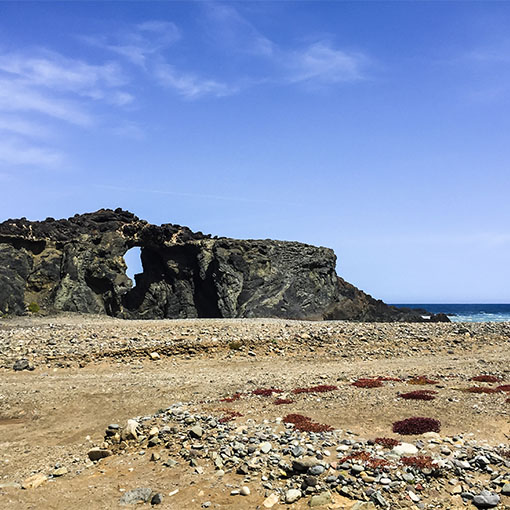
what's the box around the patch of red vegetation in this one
[339,451,390,469]
[499,449,510,459]
[339,451,372,463]
[292,385,338,394]
[496,385,510,392]
[219,410,243,423]
[220,392,242,403]
[252,388,283,397]
[352,378,384,388]
[401,455,434,469]
[392,417,441,435]
[464,386,500,394]
[283,414,333,433]
[273,398,295,405]
[407,376,438,385]
[399,390,437,401]
[375,437,401,448]
[471,375,501,383]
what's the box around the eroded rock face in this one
[0,209,446,321]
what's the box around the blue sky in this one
[0,1,509,303]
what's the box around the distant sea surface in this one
[391,304,510,323]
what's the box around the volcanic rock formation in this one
[0,209,446,321]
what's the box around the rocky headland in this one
[0,209,447,322]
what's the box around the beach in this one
[0,315,509,509]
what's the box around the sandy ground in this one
[0,316,509,509]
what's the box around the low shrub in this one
[27,302,40,313]
[339,451,390,469]
[292,385,338,394]
[375,437,401,448]
[399,390,437,401]
[401,455,434,469]
[273,398,295,405]
[407,376,438,385]
[496,385,510,392]
[283,414,333,433]
[392,417,441,435]
[352,378,383,388]
[464,386,500,394]
[471,375,501,383]
[219,410,243,423]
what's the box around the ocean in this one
[392,304,510,322]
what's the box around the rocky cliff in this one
[0,209,447,322]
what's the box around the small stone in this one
[393,443,418,456]
[472,490,500,508]
[119,487,153,505]
[304,475,318,487]
[351,503,376,510]
[189,426,203,439]
[308,491,331,507]
[150,493,162,505]
[13,358,33,371]
[291,445,305,457]
[123,419,140,440]
[409,491,420,502]
[87,448,112,461]
[502,483,510,496]
[22,473,47,489]
[53,467,68,477]
[285,489,302,503]
[263,493,279,508]
[149,352,160,360]
[260,442,272,454]
[202,502,211,508]
[240,486,250,496]
[150,452,161,462]
[309,465,325,476]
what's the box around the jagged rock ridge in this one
[0,209,447,322]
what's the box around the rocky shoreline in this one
[85,400,510,509]
[1,314,507,370]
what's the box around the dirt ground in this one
[0,316,509,509]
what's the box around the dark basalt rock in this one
[0,209,447,322]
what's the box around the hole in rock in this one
[124,247,143,285]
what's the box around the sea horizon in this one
[391,303,510,322]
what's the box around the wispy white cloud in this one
[0,50,130,105]
[201,4,370,89]
[153,61,236,99]
[287,42,368,85]
[88,20,234,99]
[0,47,137,169]
[202,3,274,57]
[0,114,53,139]
[83,20,180,68]
[0,78,93,126]
[0,137,64,168]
